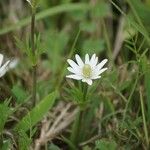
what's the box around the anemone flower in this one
[66,54,108,85]
[0,54,10,78]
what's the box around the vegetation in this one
[0,0,150,149]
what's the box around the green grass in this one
[0,0,150,149]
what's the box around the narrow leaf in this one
[14,91,57,132]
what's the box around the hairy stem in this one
[31,9,37,106]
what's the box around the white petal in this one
[96,59,108,71]
[94,57,98,66]
[66,74,83,80]
[82,78,93,85]
[91,56,98,68]
[91,76,101,79]
[0,60,10,77]
[86,79,93,85]
[0,54,4,67]
[97,68,108,75]
[67,59,80,72]
[75,54,84,67]
[82,79,86,82]
[8,59,19,69]
[85,54,90,64]
[90,54,96,63]
[67,67,76,74]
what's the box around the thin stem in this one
[70,110,81,146]
[83,83,88,102]
[31,9,37,106]
[122,72,139,126]
[70,82,88,147]
[0,134,3,148]
[102,19,112,62]
[140,87,149,148]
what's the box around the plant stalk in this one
[31,9,37,106]
[70,83,88,147]
[140,87,149,148]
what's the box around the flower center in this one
[82,64,92,78]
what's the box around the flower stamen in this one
[82,64,92,78]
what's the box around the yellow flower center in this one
[82,64,92,78]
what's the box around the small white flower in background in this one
[66,54,108,85]
[0,54,10,77]
[26,0,31,4]
[8,59,19,70]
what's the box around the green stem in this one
[83,83,88,103]
[140,88,149,148]
[0,134,3,148]
[122,72,139,126]
[31,9,37,106]
[70,109,82,146]
[70,83,88,147]
[102,19,113,63]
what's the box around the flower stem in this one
[0,134,3,148]
[83,83,88,102]
[31,9,37,106]
[70,83,88,147]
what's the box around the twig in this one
[79,134,101,146]
[112,16,125,61]
[34,102,78,150]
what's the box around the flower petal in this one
[82,78,93,85]
[97,68,108,75]
[90,56,98,68]
[90,54,96,63]
[91,75,101,79]
[0,54,4,67]
[85,54,90,64]
[96,59,108,71]
[0,60,10,77]
[8,59,18,69]
[67,67,76,74]
[75,54,84,67]
[67,59,80,72]
[66,74,83,80]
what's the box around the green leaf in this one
[18,130,32,150]
[48,143,61,150]
[80,21,97,33]
[11,85,28,104]
[69,9,86,21]
[62,136,76,150]
[95,139,117,150]
[141,57,150,121]
[83,146,92,150]
[129,0,150,25]
[0,101,12,133]
[91,2,110,18]
[44,30,69,72]
[14,91,58,132]
[1,140,11,150]
[82,39,105,55]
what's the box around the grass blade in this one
[140,87,149,148]
[0,3,90,35]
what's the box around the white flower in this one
[26,0,32,5]
[0,54,10,78]
[66,54,108,85]
[8,59,19,69]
